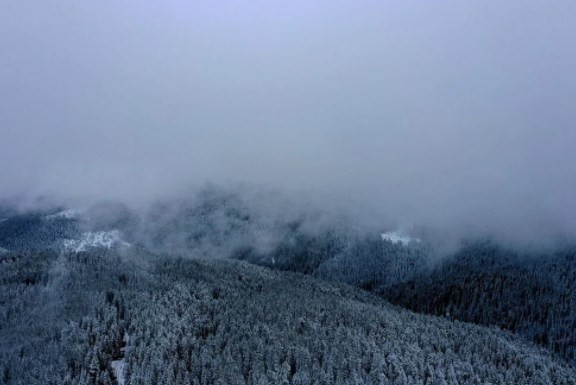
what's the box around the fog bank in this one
[1,0,575,247]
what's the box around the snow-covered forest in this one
[1,194,575,384]
[2,0,576,383]
[1,248,575,385]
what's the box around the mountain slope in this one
[1,195,575,368]
[1,250,574,385]
[0,211,80,251]
[0,208,132,253]
[380,242,576,363]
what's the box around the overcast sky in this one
[1,0,575,245]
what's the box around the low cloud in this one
[1,0,575,247]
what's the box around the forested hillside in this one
[1,195,575,373]
[245,229,576,364]
[3,0,576,382]
[0,212,80,251]
[380,242,576,363]
[2,249,575,385]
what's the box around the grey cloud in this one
[1,0,575,247]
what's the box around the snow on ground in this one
[63,230,131,252]
[111,333,128,385]
[0,247,9,254]
[45,209,82,220]
[381,231,420,245]
[111,359,126,385]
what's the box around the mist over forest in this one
[2,0,576,248]
[1,1,576,384]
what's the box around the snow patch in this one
[45,209,82,220]
[111,360,126,385]
[111,333,128,385]
[63,230,131,252]
[381,231,420,246]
